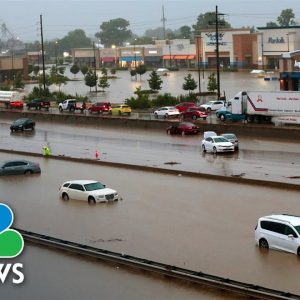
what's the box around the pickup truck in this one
[26,99,50,111]
[58,99,85,113]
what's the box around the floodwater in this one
[1,152,300,296]
[1,244,246,300]
[1,119,300,185]
[24,68,280,103]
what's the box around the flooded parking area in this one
[1,152,300,295]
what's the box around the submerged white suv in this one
[255,214,300,255]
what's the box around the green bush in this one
[125,95,151,109]
[151,93,179,107]
[178,93,198,102]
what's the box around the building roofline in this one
[257,25,300,30]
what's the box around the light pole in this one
[93,41,97,92]
[196,35,201,94]
[133,38,137,80]
[55,41,58,66]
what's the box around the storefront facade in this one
[195,28,254,69]
[257,26,300,69]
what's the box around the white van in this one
[255,214,300,255]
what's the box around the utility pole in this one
[93,41,97,92]
[161,5,167,40]
[215,6,220,99]
[40,14,46,92]
[208,6,225,100]
[196,36,201,94]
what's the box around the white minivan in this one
[255,214,300,255]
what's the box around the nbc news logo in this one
[0,203,24,284]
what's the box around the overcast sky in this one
[0,0,299,42]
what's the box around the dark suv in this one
[88,102,111,114]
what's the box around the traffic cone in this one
[95,150,100,160]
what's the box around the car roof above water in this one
[260,214,300,227]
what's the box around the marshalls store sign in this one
[0,203,24,284]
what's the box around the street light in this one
[93,41,98,92]
[133,38,137,80]
[55,41,58,66]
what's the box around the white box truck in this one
[216,91,300,124]
[0,90,24,109]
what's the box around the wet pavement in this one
[1,152,300,295]
[0,119,300,185]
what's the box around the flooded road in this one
[1,119,300,185]
[1,152,300,295]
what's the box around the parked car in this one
[221,133,239,149]
[59,180,119,204]
[0,160,41,175]
[200,100,225,112]
[175,102,196,113]
[110,104,131,116]
[88,102,111,114]
[255,214,300,255]
[154,106,180,119]
[26,99,50,111]
[201,135,234,154]
[181,107,208,120]
[203,131,217,139]
[166,122,200,135]
[9,100,24,109]
[10,118,35,132]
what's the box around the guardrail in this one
[17,228,300,300]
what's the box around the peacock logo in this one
[0,203,24,258]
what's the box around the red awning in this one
[102,57,115,62]
[173,55,188,60]
[162,55,174,60]
[187,55,196,59]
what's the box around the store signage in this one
[268,37,285,44]
[205,33,226,46]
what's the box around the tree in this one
[192,12,231,32]
[58,29,92,52]
[98,68,110,91]
[148,71,163,91]
[136,65,147,80]
[80,65,88,76]
[182,73,197,94]
[178,26,192,39]
[95,18,132,47]
[277,9,296,27]
[130,69,137,78]
[207,73,217,92]
[14,72,24,89]
[70,64,80,78]
[144,27,175,40]
[84,69,98,92]
[49,65,67,91]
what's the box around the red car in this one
[175,102,196,113]
[9,100,24,109]
[181,107,208,120]
[88,102,111,114]
[166,122,200,135]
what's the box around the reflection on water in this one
[24,68,279,103]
